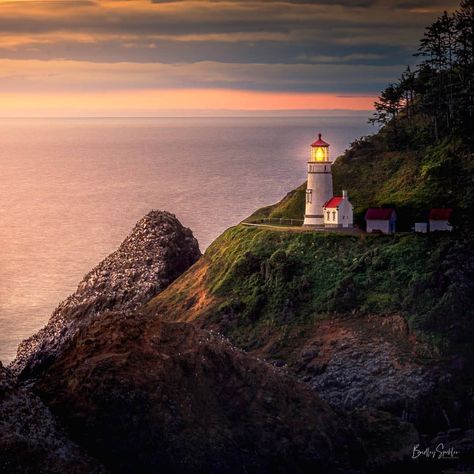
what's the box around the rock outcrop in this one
[292,316,435,418]
[33,312,363,473]
[0,363,104,473]
[10,210,200,379]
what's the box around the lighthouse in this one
[303,133,333,226]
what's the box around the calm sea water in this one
[0,116,373,363]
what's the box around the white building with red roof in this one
[323,190,354,228]
[365,208,397,234]
[429,208,453,232]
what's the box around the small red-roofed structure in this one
[365,208,396,234]
[322,190,353,228]
[429,208,452,220]
[429,208,453,232]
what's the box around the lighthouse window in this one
[332,211,336,221]
[326,211,330,220]
[306,189,312,203]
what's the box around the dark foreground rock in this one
[0,363,104,473]
[33,311,365,474]
[10,210,200,379]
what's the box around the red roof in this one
[323,197,343,208]
[365,208,396,220]
[311,133,330,148]
[429,208,452,220]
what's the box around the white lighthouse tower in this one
[303,133,333,226]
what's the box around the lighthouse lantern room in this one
[310,133,330,162]
[303,133,334,226]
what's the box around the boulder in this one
[33,312,362,473]
[10,211,200,379]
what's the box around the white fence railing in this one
[243,217,304,226]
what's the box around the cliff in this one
[3,204,472,472]
[10,210,201,379]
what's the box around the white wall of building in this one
[339,198,353,228]
[323,207,339,226]
[415,222,428,233]
[366,220,391,234]
[429,220,453,231]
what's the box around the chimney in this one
[342,190,348,199]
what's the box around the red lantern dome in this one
[311,133,330,148]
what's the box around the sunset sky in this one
[0,0,459,116]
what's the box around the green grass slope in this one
[153,225,474,358]
[247,183,306,221]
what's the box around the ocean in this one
[0,116,373,364]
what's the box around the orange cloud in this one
[0,0,452,116]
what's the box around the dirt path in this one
[240,222,363,235]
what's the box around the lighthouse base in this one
[303,215,324,226]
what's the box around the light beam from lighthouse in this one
[303,133,333,226]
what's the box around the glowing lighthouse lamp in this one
[311,135,329,162]
[303,133,333,226]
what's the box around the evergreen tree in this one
[370,1,474,145]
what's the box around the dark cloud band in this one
[0,0,458,95]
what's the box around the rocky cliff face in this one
[10,210,201,379]
[0,363,104,473]
[292,315,434,417]
[33,312,365,473]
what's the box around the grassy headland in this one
[151,225,473,358]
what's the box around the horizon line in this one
[0,109,373,119]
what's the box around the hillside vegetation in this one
[153,225,473,357]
